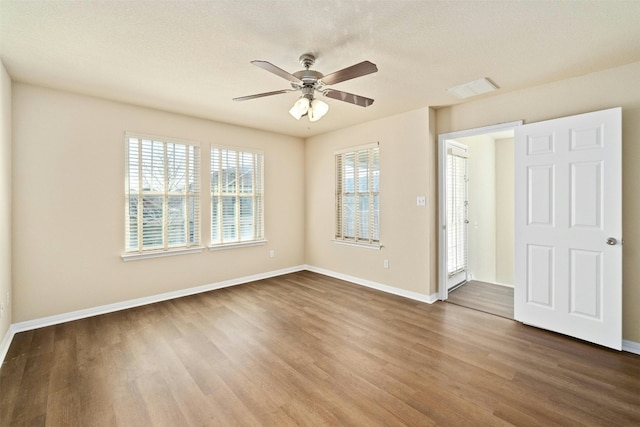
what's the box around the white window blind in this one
[125,133,201,254]
[210,146,264,246]
[446,148,468,276]
[335,144,380,245]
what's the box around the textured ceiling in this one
[1,0,639,138]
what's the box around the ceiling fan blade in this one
[233,89,295,101]
[320,61,378,86]
[251,60,302,83]
[323,89,375,107]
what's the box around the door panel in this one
[515,107,621,350]
[527,244,554,307]
[569,249,601,318]
[528,165,554,226]
[571,161,602,228]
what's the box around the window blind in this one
[446,149,468,276]
[335,144,380,245]
[211,146,264,245]
[125,133,201,253]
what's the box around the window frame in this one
[122,132,203,261]
[209,145,265,249]
[446,146,469,277]
[334,142,381,249]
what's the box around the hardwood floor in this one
[1,271,639,426]
[447,280,514,319]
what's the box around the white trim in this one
[305,265,438,304]
[7,265,305,337]
[447,147,469,158]
[121,246,204,261]
[125,131,201,148]
[334,141,379,155]
[210,143,264,156]
[438,121,523,142]
[3,266,431,365]
[2,267,638,366]
[0,325,16,365]
[332,240,382,250]
[208,240,267,251]
[623,340,640,355]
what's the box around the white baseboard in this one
[1,265,305,365]
[0,325,15,366]
[623,340,640,355]
[2,265,638,365]
[304,264,439,304]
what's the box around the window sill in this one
[121,246,204,262]
[208,239,267,251]
[333,240,382,250]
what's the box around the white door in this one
[514,107,622,350]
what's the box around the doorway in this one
[438,109,621,349]
[438,121,522,318]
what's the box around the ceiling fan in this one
[233,53,378,122]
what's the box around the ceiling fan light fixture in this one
[289,97,310,120]
[308,99,329,122]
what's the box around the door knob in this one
[606,237,618,246]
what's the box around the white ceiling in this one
[1,1,639,138]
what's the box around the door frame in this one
[438,121,523,301]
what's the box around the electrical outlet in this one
[0,302,4,318]
[384,259,389,269]
[269,249,275,258]
[416,196,426,206]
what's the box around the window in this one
[446,147,468,277]
[335,143,380,246]
[124,133,201,258]
[210,146,264,247]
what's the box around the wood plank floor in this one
[1,271,639,426]
[447,280,514,319]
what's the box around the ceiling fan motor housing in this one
[293,69,324,85]
[293,53,325,95]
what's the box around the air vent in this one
[446,77,498,99]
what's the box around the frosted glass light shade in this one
[308,99,329,122]
[289,97,310,120]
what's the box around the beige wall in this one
[12,83,305,322]
[7,61,640,346]
[305,108,439,297]
[495,137,514,285]
[437,61,640,342]
[0,63,11,339]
